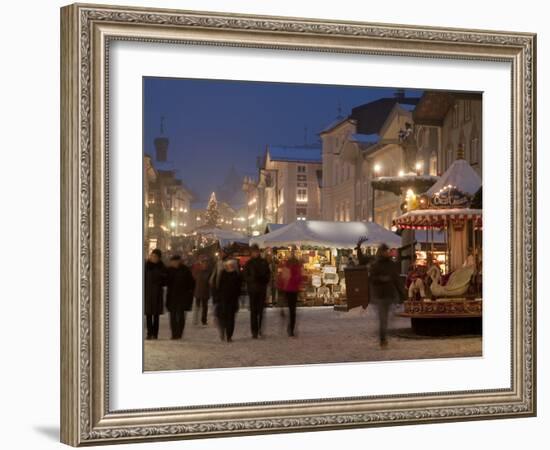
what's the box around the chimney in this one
[394,88,405,99]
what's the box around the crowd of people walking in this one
[144,244,303,342]
[145,238,404,348]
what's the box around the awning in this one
[393,208,482,230]
[250,220,401,249]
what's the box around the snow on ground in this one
[144,305,482,372]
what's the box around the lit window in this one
[148,213,154,228]
[296,206,307,221]
[296,188,308,203]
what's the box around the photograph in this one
[142,78,483,371]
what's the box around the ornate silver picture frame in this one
[60,3,536,446]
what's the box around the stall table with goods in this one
[250,220,400,307]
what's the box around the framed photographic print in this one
[60,3,536,446]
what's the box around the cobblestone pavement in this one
[144,304,482,371]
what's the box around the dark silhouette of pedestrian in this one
[369,244,406,348]
[144,249,167,340]
[166,255,195,339]
[277,249,303,337]
[217,259,242,342]
[243,244,271,339]
[192,255,212,326]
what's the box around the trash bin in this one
[342,266,369,311]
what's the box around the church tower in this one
[154,116,169,162]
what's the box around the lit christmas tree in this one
[205,192,220,227]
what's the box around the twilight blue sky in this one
[143,77,421,204]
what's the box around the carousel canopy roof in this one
[426,159,481,197]
[393,208,482,230]
[250,220,401,249]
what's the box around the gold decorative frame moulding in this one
[60,3,536,446]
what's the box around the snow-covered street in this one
[144,305,482,371]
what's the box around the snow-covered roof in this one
[397,103,416,112]
[250,220,401,249]
[350,133,379,145]
[426,159,481,197]
[374,173,438,184]
[154,160,177,172]
[265,223,287,233]
[319,116,351,134]
[197,228,249,247]
[268,146,322,163]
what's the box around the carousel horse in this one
[426,264,475,298]
[407,266,427,300]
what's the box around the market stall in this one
[393,158,482,335]
[251,220,400,306]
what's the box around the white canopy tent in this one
[250,220,401,249]
[196,227,249,247]
[426,159,481,196]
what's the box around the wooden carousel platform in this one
[399,298,482,336]
[399,298,482,319]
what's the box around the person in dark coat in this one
[217,259,242,342]
[144,249,167,340]
[166,255,196,339]
[192,256,212,326]
[368,244,406,348]
[243,244,271,339]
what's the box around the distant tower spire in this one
[154,115,169,162]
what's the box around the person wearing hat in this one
[166,254,195,339]
[243,244,271,339]
[368,243,406,348]
[144,249,167,340]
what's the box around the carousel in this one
[393,156,483,335]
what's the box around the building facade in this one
[254,145,323,229]
[144,123,194,254]
[320,94,419,229]
[413,91,482,176]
